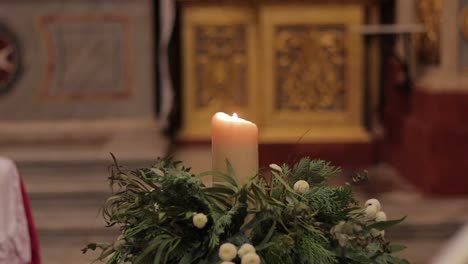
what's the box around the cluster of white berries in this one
[192,213,208,229]
[218,243,260,264]
[364,198,387,237]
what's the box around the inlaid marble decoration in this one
[38,15,133,101]
[0,0,153,121]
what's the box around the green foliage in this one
[334,242,410,264]
[304,185,357,222]
[296,232,336,264]
[367,216,407,231]
[83,156,409,264]
[259,234,295,264]
[208,190,248,248]
[290,158,341,185]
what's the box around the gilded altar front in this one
[181,7,258,139]
[180,2,370,143]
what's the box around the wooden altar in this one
[179,0,376,147]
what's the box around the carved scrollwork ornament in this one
[275,25,346,111]
[194,25,247,108]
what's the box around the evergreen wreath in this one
[83,155,409,264]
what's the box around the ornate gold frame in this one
[180,4,370,143]
[180,6,257,140]
[259,5,369,142]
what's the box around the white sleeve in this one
[430,223,468,264]
[0,157,31,264]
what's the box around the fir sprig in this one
[291,158,342,185]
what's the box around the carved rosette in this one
[416,0,441,65]
[194,25,247,108]
[275,25,346,111]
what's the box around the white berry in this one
[269,163,282,173]
[192,213,208,229]
[293,180,310,194]
[365,205,378,219]
[219,243,237,261]
[365,199,381,211]
[376,211,387,222]
[241,252,261,264]
[238,243,256,258]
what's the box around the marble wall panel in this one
[0,0,153,120]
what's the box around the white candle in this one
[211,112,258,185]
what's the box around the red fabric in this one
[19,178,41,264]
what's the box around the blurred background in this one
[0,0,467,263]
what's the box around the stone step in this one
[39,228,117,264]
[29,191,119,264]
[29,191,110,231]
[28,188,464,240]
[378,191,468,227]
[3,121,170,194]
[19,159,159,194]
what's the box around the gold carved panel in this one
[194,25,247,108]
[416,0,441,65]
[260,6,368,142]
[275,25,346,111]
[181,7,257,140]
[180,4,369,142]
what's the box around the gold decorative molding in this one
[275,25,346,111]
[416,0,441,65]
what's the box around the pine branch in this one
[291,158,342,185]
